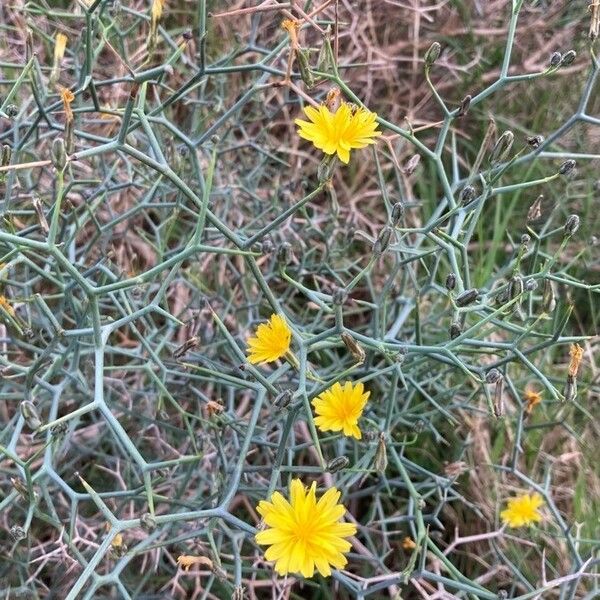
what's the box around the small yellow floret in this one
[500,492,544,528]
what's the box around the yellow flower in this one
[500,492,544,528]
[523,389,542,414]
[246,314,291,364]
[295,102,382,164]
[311,381,370,439]
[255,479,356,578]
[177,554,213,571]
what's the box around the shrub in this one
[0,1,598,598]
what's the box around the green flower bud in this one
[424,42,441,67]
[489,131,514,165]
[455,288,479,307]
[373,226,393,257]
[51,137,67,170]
[326,456,350,473]
[20,400,41,430]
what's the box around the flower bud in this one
[273,389,292,409]
[542,279,556,313]
[261,239,274,254]
[341,331,366,364]
[173,337,200,359]
[276,242,293,266]
[560,50,576,66]
[374,432,388,474]
[395,347,407,364]
[332,287,348,305]
[550,51,562,66]
[509,275,523,301]
[51,137,67,170]
[51,422,68,438]
[563,375,577,402]
[493,378,504,418]
[526,135,544,149]
[457,94,471,117]
[141,512,156,532]
[485,368,502,384]
[326,456,350,473]
[1,144,11,166]
[424,42,441,67]
[64,118,74,154]
[10,477,31,501]
[10,525,27,542]
[489,131,514,165]
[527,194,543,222]
[20,400,41,430]
[559,159,576,176]
[317,154,336,182]
[564,214,580,236]
[32,195,49,234]
[459,185,476,205]
[525,278,537,291]
[403,154,420,176]
[455,288,478,307]
[373,226,393,257]
[449,321,461,339]
[391,201,405,225]
[445,273,456,291]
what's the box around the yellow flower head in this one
[523,389,542,414]
[311,381,370,439]
[295,102,381,164]
[246,313,291,364]
[500,492,544,528]
[255,479,356,578]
